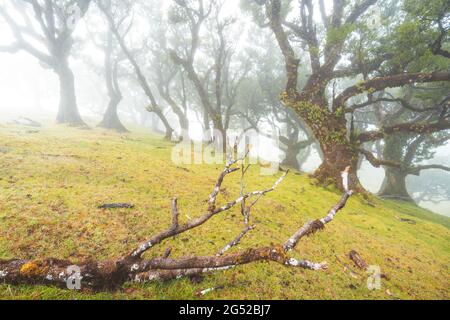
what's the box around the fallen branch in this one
[98,203,135,209]
[195,285,225,297]
[334,254,360,279]
[395,216,417,225]
[349,250,368,270]
[217,225,255,256]
[0,156,354,291]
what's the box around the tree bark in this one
[55,62,86,127]
[282,146,302,170]
[378,168,413,202]
[314,140,359,190]
[98,97,128,133]
[282,94,360,189]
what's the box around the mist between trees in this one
[0,0,449,215]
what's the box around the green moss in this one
[0,125,448,300]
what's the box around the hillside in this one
[0,125,448,300]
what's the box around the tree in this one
[83,5,129,132]
[168,0,249,151]
[377,132,450,201]
[147,12,191,138]
[241,29,316,170]
[277,108,315,170]
[0,154,354,291]
[348,53,450,200]
[245,0,450,190]
[364,91,450,201]
[97,0,175,140]
[408,156,450,205]
[0,0,91,126]
[96,21,128,132]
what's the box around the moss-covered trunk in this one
[314,139,358,189]
[282,93,359,190]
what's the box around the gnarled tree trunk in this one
[55,61,86,127]
[314,139,359,189]
[283,94,360,190]
[98,97,128,132]
[282,146,302,170]
[98,30,128,133]
[378,168,413,202]
[282,142,313,171]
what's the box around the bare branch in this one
[284,167,353,251]
[217,225,256,256]
[171,198,179,230]
[128,158,286,260]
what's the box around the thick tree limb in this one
[357,120,450,143]
[358,148,402,169]
[266,0,300,92]
[346,96,446,114]
[407,164,450,176]
[345,0,378,25]
[334,72,450,107]
[431,20,450,59]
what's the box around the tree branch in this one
[0,156,354,291]
[266,0,300,92]
[358,148,402,169]
[357,120,450,143]
[334,72,450,107]
[407,164,450,176]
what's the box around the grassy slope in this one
[0,125,448,300]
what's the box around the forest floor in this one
[0,124,448,300]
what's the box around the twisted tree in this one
[96,19,128,132]
[245,0,450,190]
[0,0,91,126]
[0,153,353,291]
[168,0,251,151]
[352,83,450,201]
[374,100,449,201]
[97,0,175,140]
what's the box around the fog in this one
[0,0,449,216]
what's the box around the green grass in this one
[0,124,449,300]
